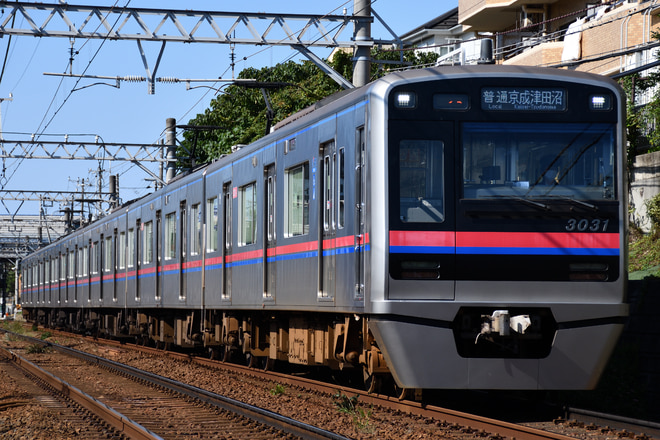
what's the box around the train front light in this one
[394,91,417,109]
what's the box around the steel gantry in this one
[0,138,166,184]
[0,1,397,259]
[0,1,396,89]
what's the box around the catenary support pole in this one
[353,0,372,87]
[166,118,177,183]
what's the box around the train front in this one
[367,66,628,390]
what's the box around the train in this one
[20,65,628,393]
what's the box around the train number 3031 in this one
[565,218,610,232]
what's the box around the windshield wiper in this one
[547,195,598,211]
[512,197,549,210]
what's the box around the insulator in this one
[123,75,145,82]
[157,77,180,83]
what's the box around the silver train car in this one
[21,65,628,391]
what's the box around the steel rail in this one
[4,330,350,440]
[46,329,576,440]
[0,345,163,440]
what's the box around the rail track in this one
[1,326,598,440]
[0,329,350,440]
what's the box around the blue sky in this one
[0,0,457,218]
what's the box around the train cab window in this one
[206,197,218,252]
[462,122,616,201]
[398,140,445,223]
[239,182,257,246]
[285,162,309,237]
[165,213,177,260]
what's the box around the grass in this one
[628,226,660,278]
[332,391,373,434]
[269,383,286,396]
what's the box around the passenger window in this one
[239,182,257,246]
[190,203,202,255]
[165,213,177,260]
[285,162,309,237]
[399,140,445,223]
[143,221,153,263]
[206,197,218,252]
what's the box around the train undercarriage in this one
[28,307,394,394]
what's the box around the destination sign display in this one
[481,87,566,112]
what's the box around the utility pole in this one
[353,0,372,87]
[166,118,177,183]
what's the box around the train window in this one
[51,258,57,284]
[239,182,257,246]
[206,197,218,252]
[267,173,275,241]
[191,203,202,255]
[119,232,126,269]
[60,254,66,281]
[285,162,309,237]
[44,260,49,288]
[104,236,112,272]
[143,221,153,264]
[165,213,176,260]
[223,184,232,251]
[79,246,88,277]
[462,122,616,200]
[68,250,74,279]
[399,140,445,223]
[92,241,99,275]
[127,229,135,268]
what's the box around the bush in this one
[645,193,660,237]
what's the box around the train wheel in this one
[221,346,232,363]
[395,386,411,401]
[245,352,259,368]
[364,373,382,394]
[262,357,275,372]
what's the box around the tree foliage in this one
[178,48,438,167]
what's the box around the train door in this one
[222,183,232,299]
[264,165,276,299]
[135,220,141,301]
[355,127,366,301]
[180,201,187,300]
[319,140,337,301]
[155,211,162,300]
[387,120,456,300]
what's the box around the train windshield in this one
[462,122,616,201]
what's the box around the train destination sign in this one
[481,87,566,112]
